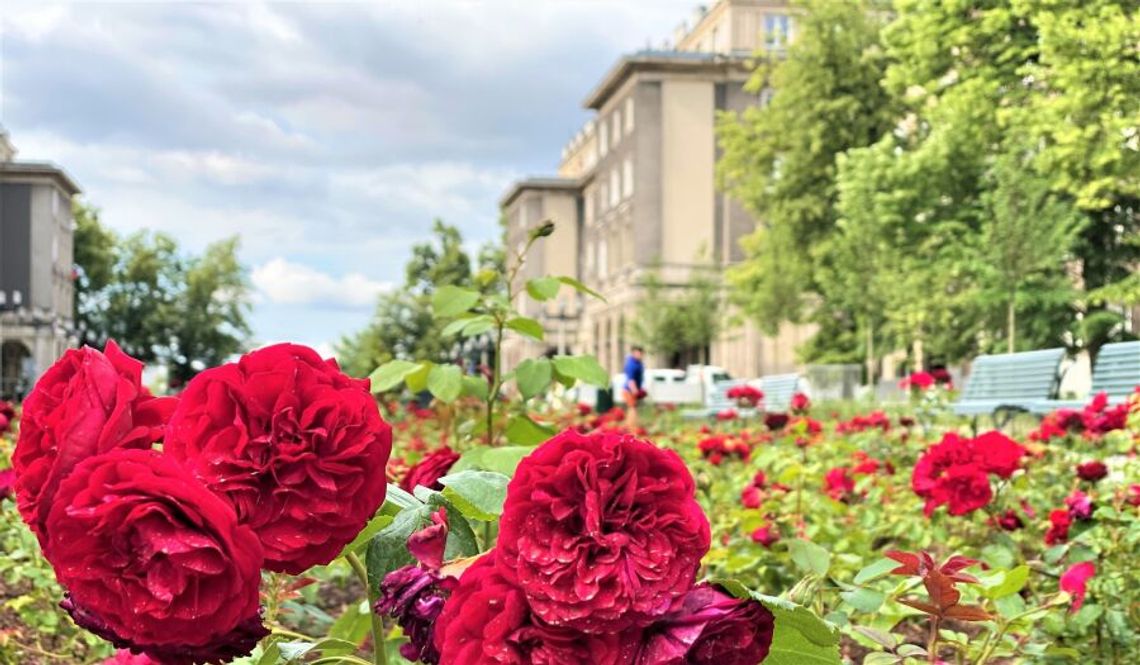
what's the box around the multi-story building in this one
[500,0,815,379]
[0,130,81,398]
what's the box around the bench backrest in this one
[760,373,800,411]
[1090,341,1140,400]
[959,348,1066,403]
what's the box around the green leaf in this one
[504,414,556,445]
[427,364,463,403]
[422,492,481,560]
[461,375,489,400]
[551,355,609,387]
[526,276,561,301]
[451,445,535,476]
[854,557,898,584]
[441,316,475,337]
[840,588,884,613]
[982,565,1030,600]
[365,505,432,594]
[505,316,545,341]
[326,601,371,651]
[433,285,480,316]
[788,539,831,576]
[438,470,511,521]
[557,275,606,301]
[462,316,496,336]
[383,483,422,512]
[341,514,393,557]
[515,358,553,399]
[404,362,433,393]
[368,360,419,393]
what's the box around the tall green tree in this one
[717,0,895,338]
[169,237,251,383]
[336,220,479,377]
[632,261,723,367]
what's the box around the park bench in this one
[952,347,1066,427]
[758,373,801,412]
[1030,341,1140,413]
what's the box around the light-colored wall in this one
[661,79,715,265]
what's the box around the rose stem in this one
[346,551,389,665]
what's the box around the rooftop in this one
[0,160,82,196]
[500,177,581,208]
[582,49,751,109]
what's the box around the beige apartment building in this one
[501,0,814,379]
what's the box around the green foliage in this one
[632,261,724,364]
[72,201,251,382]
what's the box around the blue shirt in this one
[623,355,644,391]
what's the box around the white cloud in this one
[252,258,390,309]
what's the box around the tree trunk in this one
[913,337,925,372]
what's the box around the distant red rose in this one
[13,341,176,549]
[401,446,461,493]
[434,557,640,665]
[1060,561,1096,612]
[912,433,992,516]
[715,409,738,421]
[1128,484,1140,507]
[165,343,392,574]
[636,584,774,665]
[0,468,14,502]
[971,431,1026,479]
[1065,490,1094,521]
[790,392,811,413]
[1045,509,1072,545]
[997,510,1023,531]
[900,371,934,390]
[47,449,266,664]
[496,428,710,634]
[750,523,780,548]
[1076,460,1108,482]
[740,485,762,509]
[824,467,855,502]
[102,651,156,665]
[763,413,788,431]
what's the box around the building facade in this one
[0,130,81,398]
[500,0,814,379]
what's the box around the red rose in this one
[401,446,461,493]
[434,557,641,665]
[763,413,789,431]
[824,467,855,502]
[1044,509,1072,545]
[750,523,780,548]
[165,343,393,573]
[1059,561,1096,612]
[637,584,774,665]
[971,431,1026,478]
[996,510,1023,531]
[740,485,762,509]
[790,392,811,413]
[1076,460,1108,482]
[103,651,157,665]
[0,468,14,502]
[13,341,176,548]
[496,428,710,634]
[47,449,266,664]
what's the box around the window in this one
[599,183,609,212]
[598,239,608,278]
[599,122,609,156]
[765,14,791,48]
[625,97,634,132]
[609,169,620,207]
[612,111,621,145]
[622,157,634,199]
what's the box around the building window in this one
[612,111,621,145]
[598,239,608,279]
[765,14,791,48]
[625,97,634,132]
[599,122,609,156]
[609,169,620,208]
[622,158,634,199]
[599,183,609,212]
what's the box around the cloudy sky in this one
[0,0,697,355]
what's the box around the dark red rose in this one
[1065,490,1094,520]
[47,449,266,664]
[763,413,788,431]
[496,428,710,634]
[1076,460,1108,482]
[401,446,460,493]
[996,510,1023,531]
[435,557,641,665]
[378,565,457,665]
[165,343,392,574]
[750,523,780,548]
[637,584,774,665]
[13,341,176,549]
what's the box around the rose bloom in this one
[1065,490,1094,521]
[401,446,461,493]
[763,413,788,431]
[1076,460,1108,482]
[1060,561,1096,612]
[434,557,641,665]
[824,467,855,502]
[1045,509,1072,545]
[751,523,780,548]
[496,428,710,634]
[13,341,176,549]
[1127,484,1140,507]
[378,565,457,665]
[47,450,266,664]
[165,343,393,573]
[971,431,1026,478]
[637,584,774,665]
[740,485,763,509]
[996,510,1024,531]
[103,651,157,665]
[0,468,15,502]
[790,392,811,413]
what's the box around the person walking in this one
[622,346,645,429]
